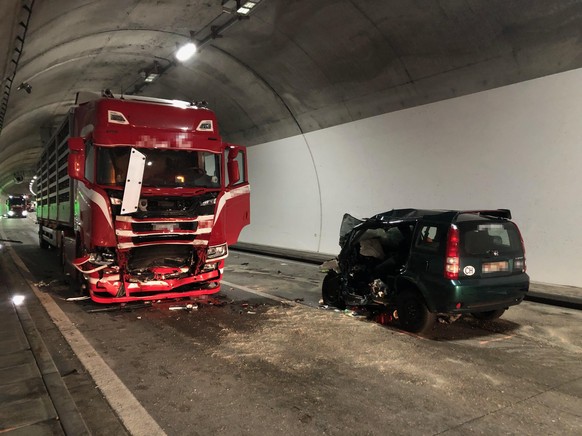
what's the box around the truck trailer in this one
[35,93,250,303]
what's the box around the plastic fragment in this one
[66,296,91,301]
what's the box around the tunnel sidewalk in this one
[0,286,89,434]
[528,282,582,311]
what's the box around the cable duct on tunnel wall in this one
[211,46,325,252]
[0,0,34,134]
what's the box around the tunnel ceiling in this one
[1,0,581,195]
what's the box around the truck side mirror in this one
[68,137,86,181]
[227,160,240,186]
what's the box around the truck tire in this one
[396,291,436,334]
[471,309,506,321]
[322,271,346,310]
[39,227,49,249]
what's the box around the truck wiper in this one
[0,238,23,244]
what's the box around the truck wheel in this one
[471,309,506,321]
[396,291,436,334]
[39,228,49,249]
[322,271,346,310]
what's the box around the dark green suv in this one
[322,209,529,334]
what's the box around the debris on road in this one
[85,302,152,313]
[169,303,199,311]
[66,295,91,302]
[35,279,61,288]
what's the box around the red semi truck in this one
[6,195,29,218]
[35,93,250,303]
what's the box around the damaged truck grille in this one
[132,222,197,232]
[115,214,213,250]
[128,245,194,271]
[132,195,216,218]
[132,234,197,244]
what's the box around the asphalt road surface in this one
[1,216,581,435]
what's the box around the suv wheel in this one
[396,291,436,334]
[322,271,346,310]
[471,309,506,321]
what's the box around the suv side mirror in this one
[68,137,86,181]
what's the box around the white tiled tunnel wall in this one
[241,68,582,287]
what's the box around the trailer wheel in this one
[39,227,49,249]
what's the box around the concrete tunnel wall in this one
[239,67,582,288]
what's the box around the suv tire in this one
[471,309,506,321]
[322,271,346,310]
[396,291,436,334]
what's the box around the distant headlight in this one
[7,210,15,216]
[207,243,227,260]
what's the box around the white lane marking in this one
[0,227,166,436]
[221,279,293,304]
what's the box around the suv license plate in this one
[482,261,509,273]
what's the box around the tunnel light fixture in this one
[140,61,161,83]
[175,42,197,62]
[237,1,258,15]
[17,82,32,94]
[222,0,261,15]
[144,72,159,83]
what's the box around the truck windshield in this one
[97,147,221,188]
[8,197,25,206]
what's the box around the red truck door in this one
[223,145,250,245]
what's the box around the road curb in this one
[525,291,582,311]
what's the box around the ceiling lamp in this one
[236,1,259,15]
[175,42,197,62]
[222,0,261,16]
[17,82,32,94]
[142,61,161,83]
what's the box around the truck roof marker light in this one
[196,120,213,132]
[445,225,460,280]
[108,110,129,125]
[175,42,197,62]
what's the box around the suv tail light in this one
[445,225,460,279]
[515,225,527,272]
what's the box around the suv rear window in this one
[458,221,522,255]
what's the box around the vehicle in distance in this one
[322,209,529,334]
[6,195,29,218]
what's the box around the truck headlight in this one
[207,243,227,260]
[200,198,216,206]
[7,211,14,216]
[22,211,28,217]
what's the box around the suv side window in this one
[415,225,442,252]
